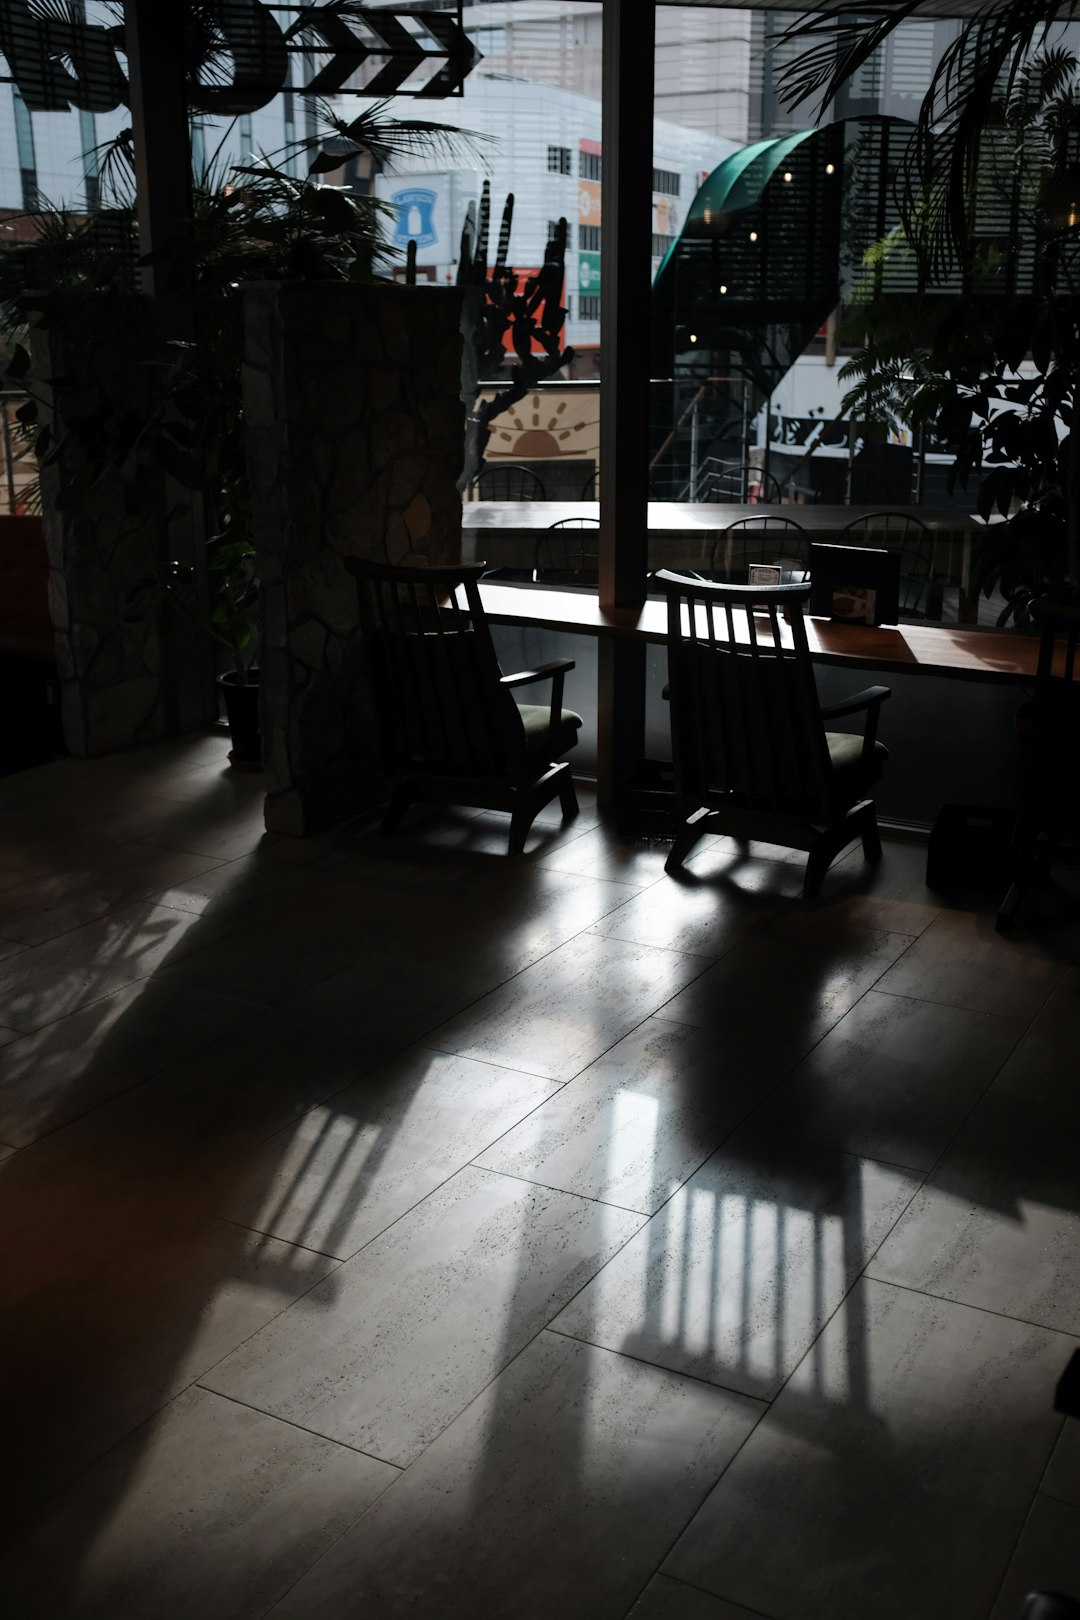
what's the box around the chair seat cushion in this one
[826,731,889,801]
[518,703,583,759]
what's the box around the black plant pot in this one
[218,669,262,771]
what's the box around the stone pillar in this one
[33,297,171,757]
[243,281,465,837]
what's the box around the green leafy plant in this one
[786,35,1080,621]
[0,95,486,681]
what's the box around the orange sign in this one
[490,268,567,354]
[578,180,602,227]
[653,196,679,237]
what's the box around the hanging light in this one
[749,230,758,242]
[719,284,728,294]
[689,332,698,344]
[783,171,793,182]
[825,163,836,175]
[1038,164,1080,230]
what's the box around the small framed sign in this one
[809,543,901,626]
[747,563,782,587]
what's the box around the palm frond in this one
[777,2,925,120]
[784,0,1080,282]
[275,97,493,177]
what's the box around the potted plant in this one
[0,98,482,765]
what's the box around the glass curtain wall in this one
[649,5,1080,631]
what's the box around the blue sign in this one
[392,188,439,249]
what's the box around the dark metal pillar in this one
[597,0,654,809]
[124,0,194,300]
[124,0,214,730]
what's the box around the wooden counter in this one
[473,581,1043,687]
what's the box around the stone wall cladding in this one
[243,282,465,836]
[33,297,169,758]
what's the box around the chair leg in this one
[996,879,1022,934]
[508,798,537,856]
[665,807,713,873]
[381,781,416,836]
[557,769,579,822]
[803,840,831,900]
[861,808,882,864]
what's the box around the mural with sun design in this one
[480,387,600,469]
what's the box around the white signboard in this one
[376,171,457,269]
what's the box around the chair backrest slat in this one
[348,558,521,780]
[656,569,831,820]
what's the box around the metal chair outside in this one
[710,515,810,582]
[534,517,600,585]
[472,464,549,502]
[845,511,934,617]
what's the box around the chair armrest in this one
[500,659,576,689]
[820,685,891,760]
[819,685,891,721]
[502,661,575,755]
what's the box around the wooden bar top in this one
[474,581,1042,685]
[463,500,983,535]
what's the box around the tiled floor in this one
[0,731,1078,1620]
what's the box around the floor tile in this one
[0,848,227,946]
[991,970,1080,1107]
[4,973,425,1210]
[4,740,1073,1620]
[682,841,824,902]
[626,1575,765,1620]
[989,1495,1080,1620]
[537,823,677,886]
[397,864,640,987]
[427,931,708,1082]
[136,761,267,807]
[658,914,914,1079]
[1044,1419,1080,1508]
[76,731,233,784]
[401,803,589,858]
[146,849,312,919]
[868,1089,1080,1334]
[664,1279,1073,1620]
[553,1137,918,1400]
[758,990,1024,1171]
[873,910,1064,1019]
[0,1386,396,1619]
[476,1017,777,1214]
[34,914,560,1212]
[213,1050,559,1257]
[268,1331,764,1620]
[0,1206,337,1522]
[129,791,271,862]
[814,890,942,937]
[826,836,944,909]
[0,979,257,1148]
[317,815,512,900]
[588,871,776,957]
[205,1165,643,1466]
[155,891,409,1006]
[0,901,237,1033]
